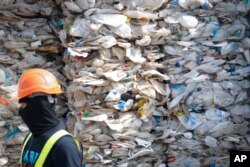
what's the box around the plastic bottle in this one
[6,128,20,140]
[221,42,237,55]
[229,104,250,117]
[175,111,205,130]
[187,112,206,130]
[182,51,203,64]
[205,108,230,120]
[235,65,250,77]
[4,41,28,49]
[205,136,218,148]
[171,84,186,98]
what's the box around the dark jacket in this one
[19,95,83,167]
[21,124,82,167]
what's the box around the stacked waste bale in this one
[58,0,250,166]
[0,0,249,166]
[0,1,68,166]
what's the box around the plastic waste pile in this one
[0,0,250,166]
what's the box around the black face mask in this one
[19,95,60,137]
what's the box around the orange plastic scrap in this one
[0,96,9,106]
[167,156,176,162]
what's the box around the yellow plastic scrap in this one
[126,17,132,23]
[173,111,185,117]
[139,109,150,120]
[134,98,147,110]
[84,146,99,159]
[99,53,105,60]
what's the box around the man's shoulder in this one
[56,133,76,144]
[48,133,83,167]
[53,133,80,151]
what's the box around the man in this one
[17,68,83,167]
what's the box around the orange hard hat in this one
[17,68,62,100]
